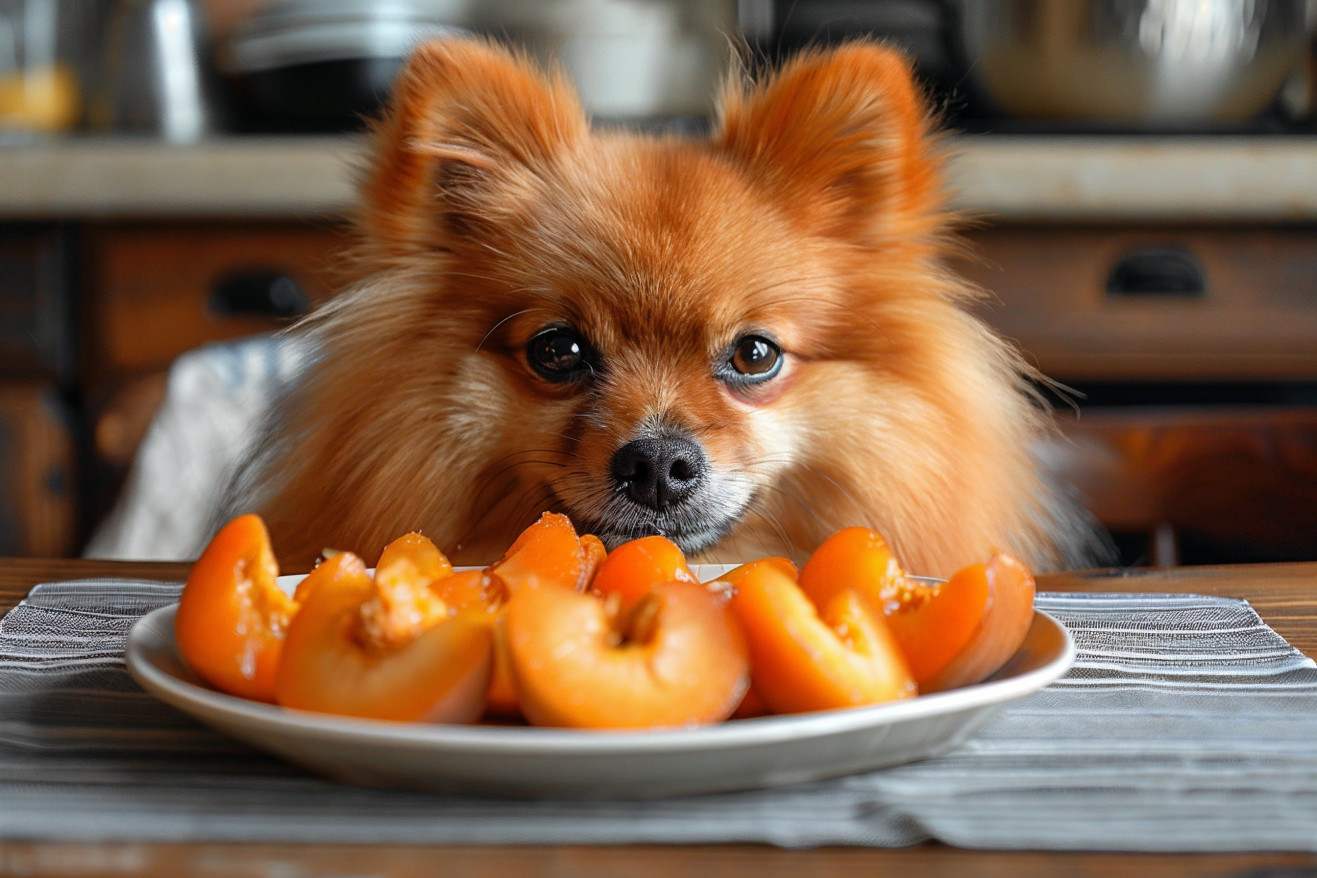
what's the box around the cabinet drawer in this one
[0,383,75,556]
[959,225,1317,382]
[84,220,352,379]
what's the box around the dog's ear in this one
[357,38,588,263]
[715,43,942,246]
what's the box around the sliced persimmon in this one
[489,512,588,592]
[431,568,520,717]
[890,554,1036,693]
[275,551,492,723]
[798,528,1034,692]
[731,683,770,719]
[722,559,915,714]
[798,526,907,611]
[431,568,503,611]
[589,535,698,607]
[175,514,294,703]
[486,618,520,717]
[504,579,750,729]
[579,533,607,589]
[358,532,453,649]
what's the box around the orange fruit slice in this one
[504,579,749,729]
[174,514,294,703]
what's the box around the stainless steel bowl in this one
[954,0,1311,125]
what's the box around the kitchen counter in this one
[0,134,1314,221]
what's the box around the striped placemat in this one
[2,579,1315,851]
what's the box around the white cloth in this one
[1,585,1314,851]
[84,335,307,561]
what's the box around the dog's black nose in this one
[611,435,707,510]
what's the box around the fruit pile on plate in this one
[174,513,1035,729]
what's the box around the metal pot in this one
[220,0,467,132]
[953,0,1311,125]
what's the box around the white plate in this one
[124,567,1074,799]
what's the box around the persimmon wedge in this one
[798,527,1036,693]
[504,579,750,729]
[721,558,915,715]
[174,514,294,703]
[798,527,906,609]
[489,512,590,592]
[431,568,520,717]
[275,552,492,723]
[589,535,698,607]
[579,533,608,588]
[358,532,454,649]
[887,554,1036,693]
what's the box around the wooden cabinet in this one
[953,223,1317,565]
[957,224,1317,382]
[0,225,75,556]
[81,221,351,381]
[0,218,350,555]
[0,384,75,556]
[1048,406,1317,566]
[0,225,73,384]
[77,219,352,531]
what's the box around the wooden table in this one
[2,558,1316,878]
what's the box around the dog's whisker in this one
[787,461,873,522]
[462,475,524,540]
[736,455,871,525]
[505,485,560,530]
[467,455,556,524]
[568,407,621,437]
[545,430,584,445]
[476,307,546,352]
[750,481,831,533]
[743,502,799,559]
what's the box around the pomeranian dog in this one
[223,37,1100,576]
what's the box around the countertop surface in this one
[0,134,1314,222]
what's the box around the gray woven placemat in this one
[2,578,1315,851]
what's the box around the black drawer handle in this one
[209,271,310,319]
[1106,246,1206,298]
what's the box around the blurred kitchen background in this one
[1,0,1315,568]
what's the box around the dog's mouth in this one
[572,506,741,556]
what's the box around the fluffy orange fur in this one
[226,37,1095,576]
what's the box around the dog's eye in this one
[526,326,592,382]
[728,335,782,380]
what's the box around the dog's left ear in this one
[715,43,942,246]
[357,38,589,264]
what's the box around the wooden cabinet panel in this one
[0,383,75,556]
[1053,407,1317,564]
[959,225,1317,381]
[0,224,72,383]
[76,220,357,536]
[82,220,352,380]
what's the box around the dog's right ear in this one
[356,39,588,264]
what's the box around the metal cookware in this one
[86,0,219,140]
[220,0,467,132]
[953,0,1311,125]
